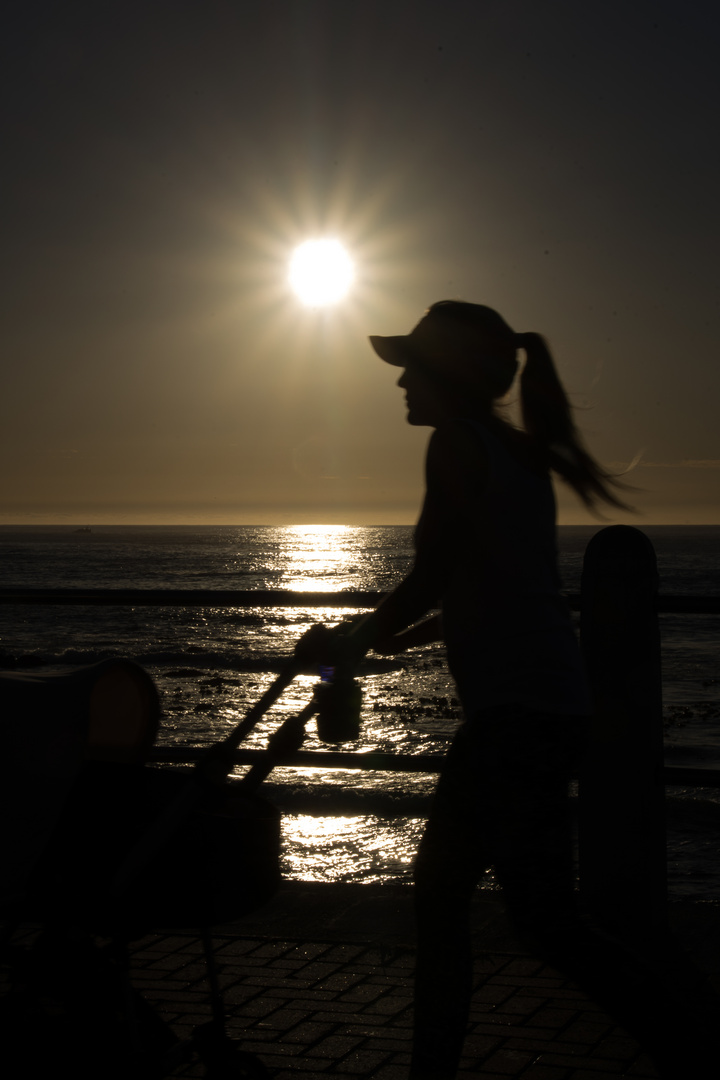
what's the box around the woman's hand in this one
[294,617,374,669]
[293,623,340,666]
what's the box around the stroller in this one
[1,628,357,1078]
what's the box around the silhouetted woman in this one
[334,301,712,1080]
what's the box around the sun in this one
[288,239,355,306]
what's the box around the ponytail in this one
[517,333,631,512]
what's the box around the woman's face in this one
[397,360,493,426]
[397,364,445,426]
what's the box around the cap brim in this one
[368,334,417,367]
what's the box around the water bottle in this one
[314,665,362,743]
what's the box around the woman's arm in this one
[341,427,464,660]
[339,561,442,662]
[373,613,443,655]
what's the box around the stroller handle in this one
[111,648,308,897]
[217,659,301,755]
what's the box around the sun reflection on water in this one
[278,524,358,592]
[281,814,422,884]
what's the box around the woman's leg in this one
[410,708,583,1078]
[485,710,582,949]
[411,724,490,1079]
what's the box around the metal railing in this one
[4,521,719,927]
[2,583,718,791]
[3,586,720,614]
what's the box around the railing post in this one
[579,525,666,933]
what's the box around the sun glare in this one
[289,239,354,306]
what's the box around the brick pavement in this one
[129,927,661,1079]
[5,884,719,1078]
[124,880,720,1080]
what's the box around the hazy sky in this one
[2,0,719,525]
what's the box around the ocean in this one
[1,523,719,900]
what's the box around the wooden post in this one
[579,525,666,933]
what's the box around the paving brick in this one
[249,1051,331,1072]
[482,1046,537,1074]
[328,1024,405,1040]
[480,1020,551,1040]
[271,1072,327,1080]
[311,1003,383,1020]
[456,1071,515,1080]
[504,1035,585,1057]
[473,955,511,977]
[530,1006,578,1029]
[565,1072,631,1080]
[362,992,413,1016]
[254,1007,313,1031]
[559,1018,612,1044]
[315,972,366,993]
[536,1051,629,1072]
[497,993,547,1015]
[355,1038,410,1057]
[146,935,196,954]
[217,955,280,973]
[473,1009,533,1029]
[513,1064,572,1079]
[249,940,296,957]
[336,982,386,1004]
[366,973,414,989]
[225,994,279,1016]
[368,1065,409,1080]
[284,942,334,961]
[384,1002,414,1020]
[143,989,208,1004]
[532,986,590,1002]
[240,1037,305,1057]
[242,972,316,990]
[311,1034,364,1059]
[331,1047,392,1073]
[265,958,312,973]
[263,985,337,1002]
[298,961,344,983]
[149,954,197,970]
[323,944,368,963]
[502,958,546,977]
[281,1021,338,1044]
[212,937,266,956]
[170,962,208,982]
[461,1031,504,1058]
[473,982,517,1005]
[343,949,387,966]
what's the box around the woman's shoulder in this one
[421,421,493,504]
[428,418,490,471]
[429,415,521,458]
[430,416,547,481]
[430,415,499,449]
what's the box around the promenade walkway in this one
[20,882,709,1080]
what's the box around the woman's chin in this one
[406,407,436,427]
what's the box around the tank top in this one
[418,419,592,719]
